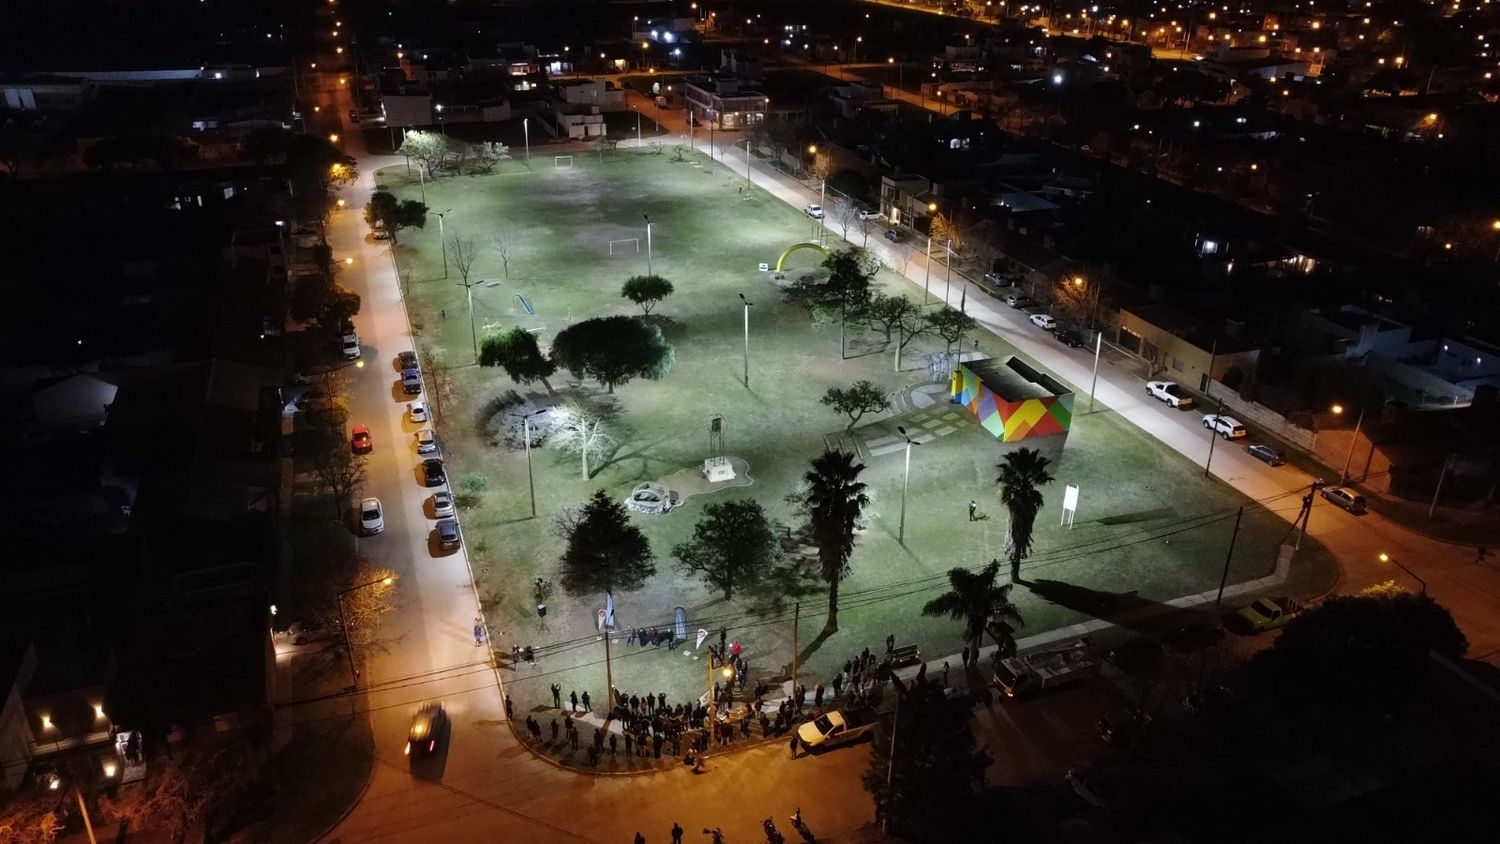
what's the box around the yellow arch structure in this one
[775,241,830,273]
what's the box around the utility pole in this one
[604,622,615,714]
[1204,397,1226,477]
[1088,331,1103,411]
[1429,454,1454,518]
[790,602,800,710]
[1215,506,1243,606]
[882,689,902,834]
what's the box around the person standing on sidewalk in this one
[505,695,514,720]
[551,683,561,708]
[570,690,579,713]
[961,645,971,668]
[788,733,800,758]
[473,617,486,647]
[671,822,684,844]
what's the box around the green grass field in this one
[374,149,1336,734]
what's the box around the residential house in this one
[1115,302,1261,389]
[683,75,768,129]
[1300,306,1500,407]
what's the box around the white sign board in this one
[1061,484,1080,528]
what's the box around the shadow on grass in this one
[1023,578,1177,634]
[1094,506,1179,526]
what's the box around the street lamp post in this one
[1378,553,1427,595]
[337,575,395,684]
[523,117,530,163]
[509,408,546,518]
[435,103,445,135]
[1204,397,1226,477]
[944,238,953,302]
[1331,403,1367,484]
[634,105,642,148]
[923,236,932,303]
[739,294,753,388]
[705,656,734,759]
[1088,331,1104,410]
[743,138,752,184]
[435,209,451,278]
[897,426,922,545]
[642,214,654,275]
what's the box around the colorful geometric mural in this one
[950,357,1074,443]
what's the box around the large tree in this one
[397,129,448,178]
[1248,590,1467,736]
[798,449,870,634]
[100,743,260,844]
[1052,273,1107,329]
[673,499,781,600]
[996,448,1055,582]
[549,397,619,479]
[290,277,361,332]
[786,247,877,317]
[925,308,978,356]
[863,677,990,838]
[921,559,1024,660]
[860,293,918,343]
[821,380,891,429]
[551,315,674,392]
[559,490,655,594]
[620,274,675,315]
[479,326,556,392]
[363,190,428,244]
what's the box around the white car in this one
[1202,413,1247,439]
[415,429,438,454]
[340,334,361,359]
[408,400,429,423]
[804,203,824,219]
[857,209,883,221]
[1028,313,1058,331]
[431,490,455,519]
[359,497,385,534]
[1146,381,1195,409]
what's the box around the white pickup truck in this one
[993,640,1097,698]
[796,708,878,750]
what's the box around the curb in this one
[309,728,377,844]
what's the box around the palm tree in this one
[803,449,870,635]
[922,559,1024,664]
[996,448,1055,583]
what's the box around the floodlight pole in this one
[739,294,753,388]
[643,214,654,275]
[509,408,545,518]
[1088,331,1103,411]
[743,138,752,184]
[923,236,932,303]
[898,426,921,545]
[523,117,530,162]
[435,209,451,278]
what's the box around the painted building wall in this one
[950,365,1074,442]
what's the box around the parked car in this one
[436,517,461,549]
[350,424,373,453]
[422,458,445,487]
[415,429,438,455]
[401,368,423,395]
[804,203,824,219]
[431,490,455,519]
[408,400,429,423]
[1146,380,1195,408]
[1054,328,1088,348]
[857,209,883,221]
[372,229,391,241]
[340,334,361,360]
[1245,443,1285,466]
[1232,596,1303,633]
[1028,313,1058,331]
[359,497,385,534]
[406,705,448,757]
[1319,485,1366,514]
[397,350,419,370]
[1201,414,1247,439]
[883,228,903,243]
[983,271,1011,288]
[1004,293,1035,308]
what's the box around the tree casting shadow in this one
[1024,578,1176,633]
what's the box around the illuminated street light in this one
[1378,553,1426,594]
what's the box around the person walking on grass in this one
[969,499,978,521]
[551,683,562,709]
[570,691,579,713]
[582,690,591,711]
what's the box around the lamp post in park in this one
[523,117,530,162]
[738,293,753,388]
[435,208,451,278]
[510,408,546,518]
[642,214,654,275]
[897,426,922,545]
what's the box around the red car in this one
[350,424,373,453]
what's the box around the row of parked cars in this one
[350,351,463,548]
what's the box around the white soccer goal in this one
[608,238,641,256]
[553,155,574,169]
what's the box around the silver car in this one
[415,429,439,455]
[431,490,455,519]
